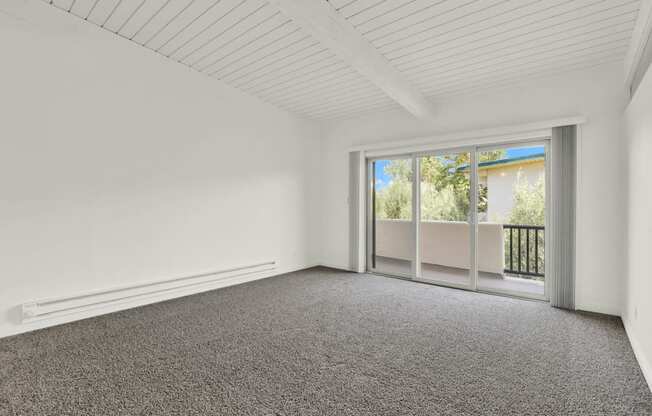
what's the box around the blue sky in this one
[374,146,544,190]
[504,146,544,159]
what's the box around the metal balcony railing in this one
[503,224,544,277]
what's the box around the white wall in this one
[375,220,503,274]
[624,64,652,389]
[320,62,628,316]
[0,0,321,338]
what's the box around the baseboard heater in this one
[21,260,277,323]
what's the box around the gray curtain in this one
[349,151,362,272]
[550,125,577,309]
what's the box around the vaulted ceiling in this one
[44,0,641,120]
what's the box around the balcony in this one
[373,219,544,296]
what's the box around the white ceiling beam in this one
[624,0,652,94]
[266,0,435,119]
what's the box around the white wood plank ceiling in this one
[45,0,641,120]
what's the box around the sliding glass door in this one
[476,143,547,299]
[367,141,549,300]
[368,156,415,277]
[418,151,473,289]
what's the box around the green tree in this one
[376,179,412,219]
[375,160,412,220]
[384,159,412,182]
[508,172,545,226]
[506,172,545,280]
[421,183,464,221]
[375,151,505,221]
[420,151,504,221]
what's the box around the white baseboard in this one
[3,261,314,339]
[623,317,652,393]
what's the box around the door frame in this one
[365,138,550,301]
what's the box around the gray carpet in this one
[1,267,650,415]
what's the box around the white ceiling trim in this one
[349,116,588,155]
[266,0,435,119]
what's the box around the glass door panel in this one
[369,158,414,276]
[476,144,546,298]
[418,152,472,287]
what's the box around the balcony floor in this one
[374,256,545,297]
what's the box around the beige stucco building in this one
[477,153,545,223]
